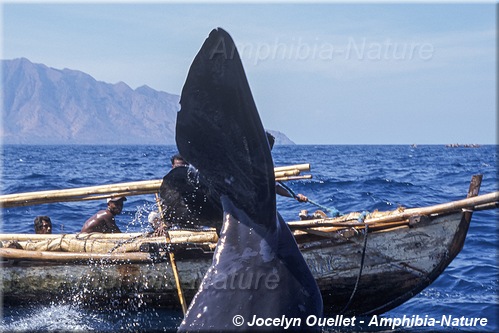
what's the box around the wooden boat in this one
[1,174,498,316]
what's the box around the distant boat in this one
[445,143,481,148]
[2,175,498,316]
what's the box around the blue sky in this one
[1,1,496,144]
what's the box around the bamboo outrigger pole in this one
[287,191,499,230]
[274,163,310,173]
[0,247,153,263]
[0,230,218,242]
[0,164,312,208]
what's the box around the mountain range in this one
[1,58,294,145]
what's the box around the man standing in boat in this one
[158,154,222,232]
[80,196,126,233]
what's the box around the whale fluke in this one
[176,28,323,332]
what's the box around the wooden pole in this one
[155,193,188,315]
[275,175,312,182]
[473,201,499,211]
[0,164,312,208]
[0,247,153,263]
[0,180,162,208]
[288,191,499,229]
[274,170,301,178]
[0,230,218,243]
[274,163,310,173]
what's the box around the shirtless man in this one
[81,197,126,233]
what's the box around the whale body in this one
[176,28,323,331]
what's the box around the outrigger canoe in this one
[1,174,498,316]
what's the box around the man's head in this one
[171,154,188,168]
[107,196,127,215]
[34,216,52,234]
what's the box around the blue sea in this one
[1,144,498,332]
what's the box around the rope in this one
[277,181,341,217]
[107,232,151,254]
[339,223,369,314]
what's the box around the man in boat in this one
[80,196,126,233]
[34,215,52,234]
[266,132,331,221]
[158,154,223,233]
[156,146,308,234]
[170,154,188,169]
[276,179,308,202]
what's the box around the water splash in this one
[1,303,182,332]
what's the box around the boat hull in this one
[1,211,470,315]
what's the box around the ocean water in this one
[1,144,498,332]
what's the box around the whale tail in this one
[176,28,275,226]
[176,28,323,331]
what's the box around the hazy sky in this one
[1,1,496,144]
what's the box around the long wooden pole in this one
[155,193,188,315]
[274,163,310,173]
[0,164,311,208]
[276,175,312,182]
[287,191,499,229]
[0,247,153,263]
[0,180,162,208]
[0,230,218,243]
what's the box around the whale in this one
[176,28,323,331]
